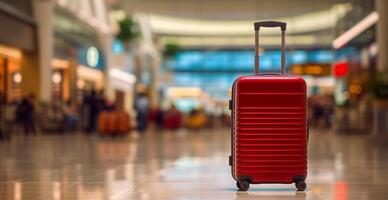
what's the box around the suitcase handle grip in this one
[254,21,286,75]
[254,21,286,31]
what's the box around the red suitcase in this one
[229,21,308,191]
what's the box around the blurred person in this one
[309,96,324,128]
[15,99,23,124]
[308,86,323,128]
[0,94,9,141]
[187,108,208,130]
[149,105,164,128]
[62,100,79,132]
[322,94,335,129]
[222,113,231,127]
[0,128,9,141]
[134,93,149,132]
[163,105,182,130]
[105,100,116,111]
[97,90,108,111]
[83,89,99,133]
[17,94,36,135]
[206,113,216,128]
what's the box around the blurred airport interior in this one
[1,0,388,199]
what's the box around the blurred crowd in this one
[136,92,230,132]
[308,93,335,129]
[0,89,336,141]
[0,90,232,140]
[147,105,230,131]
[0,90,114,139]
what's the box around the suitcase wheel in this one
[295,181,306,191]
[236,181,249,191]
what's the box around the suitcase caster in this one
[236,181,249,191]
[295,181,306,191]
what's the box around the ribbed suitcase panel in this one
[233,76,307,184]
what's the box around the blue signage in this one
[166,50,334,72]
[78,46,105,69]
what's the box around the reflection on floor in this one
[1,128,388,200]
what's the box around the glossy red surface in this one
[231,75,307,184]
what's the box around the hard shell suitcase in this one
[106,112,117,133]
[98,111,130,135]
[229,21,308,191]
[98,111,110,134]
[116,111,130,134]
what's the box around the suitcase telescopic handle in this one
[254,21,287,75]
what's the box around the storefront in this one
[77,46,105,91]
[0,0,37,104]
[0,45,23,103]
[51,58,72,100]
[108,67,136,111]
[333,46,376,132]
[52,8,106,103]
[50,46,105,103]
[331,9,377,132]
[108,40,137,112]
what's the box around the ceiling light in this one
[0,45,22,59]
[109,68,136,84]
[167,87,202,98]
[332,12,378,49]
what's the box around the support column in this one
[99,33,114,100]
[373,0,388,136]
[376,0,388,78]
[68,60,78,104]
[32,0,54,103]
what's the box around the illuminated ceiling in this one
[140,4,351,47]
[119,0,356,20]
[146,5,350,36]
[114,0,358,47]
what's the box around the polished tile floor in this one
[1,128,388,200]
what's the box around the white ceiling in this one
[119,0,356,20]
[112,0,359,48]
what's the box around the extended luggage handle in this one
[254,21,287,75]
[254,21,286,31]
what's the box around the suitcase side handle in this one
[254,21,287,75]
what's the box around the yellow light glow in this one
[52,72,62,84]
[14,182,21,200]
[304,65,323,75]
[110,10,126,21]
[369,42,378,56]
[52,58,70,69]
[0,45,22,59]
[159,35,328,47]
[292,65,303,75]
[109,68,136,84]
[77,79,85,89]
[167,87,202,98]
[77,65,104,89]
[13,73,22,83]
[304,77,335,88]
[350,84,362,94]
